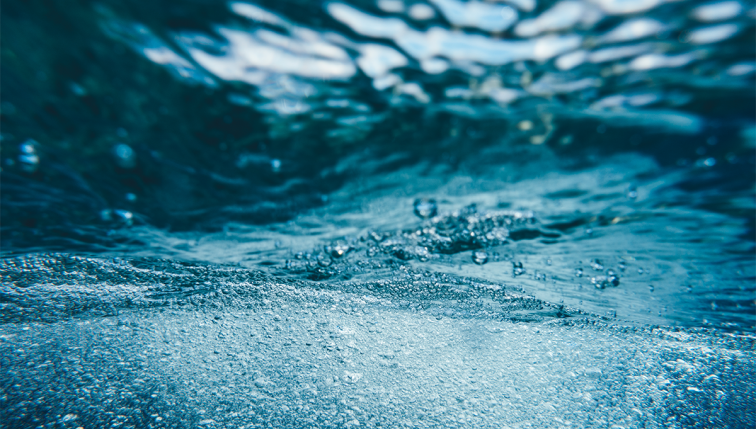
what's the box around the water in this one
[1,0,755,427]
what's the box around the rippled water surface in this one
[1,0,755,427]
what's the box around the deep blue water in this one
[1,0,755,427]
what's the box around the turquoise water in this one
[1,0,755,427]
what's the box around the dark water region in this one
[1,0,756,427]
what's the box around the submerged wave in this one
[1,0,755,427]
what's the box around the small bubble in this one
[125,193,137,202]
[327,240,350,259]
[590,259,604,271]
[270,159,282,172]
[114,209,134,226]
[637,268,644,274]
[20,141,36,154]
[703,157,716,167]
[592,277,605,289]
[627,185,638,200]
[575,268,583,278]
[413,198,438,219]
[317,254,332,267]
[18,140,39,173]
[606,269,620,286]
[512,261,524,277]
[485,227,509,243]
[414,246,430,262]
[472,250,488,265]
[649,285,655,292]
[113,144,136,169]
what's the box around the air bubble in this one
[512,261,525,276]
[414,246,430,262]
[592,277,605,289]
[326,241,350,258]
[606,269,620,286]
[607,272,620,287]
[18,140,40,173]
[592,274,619,289]
[317,254,332,267]
[472,250,488,265]
[113,144,137,169]
[114,209,134,226]
[413,198,438,219]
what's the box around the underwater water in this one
[1,0,755,427]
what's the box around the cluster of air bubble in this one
[284,200,537,281]
[379,200,534,258]
[575,258,622,289]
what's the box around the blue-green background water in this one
[1,0,755,427]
